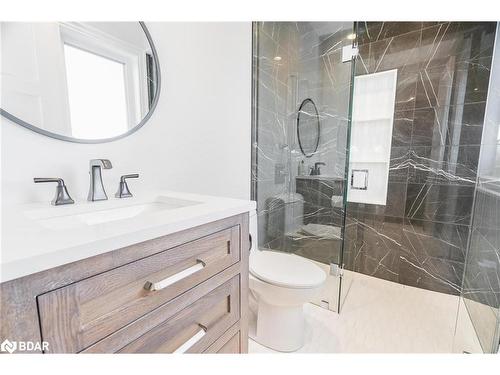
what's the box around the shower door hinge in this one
[330,263,344,277]
[342,44,359,63]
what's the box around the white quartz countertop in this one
[1,190,256,283]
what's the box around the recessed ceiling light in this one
[474,87,479,91]
[347,33,357,40]
[273,56,282,61]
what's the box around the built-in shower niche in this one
[348,70,397,206]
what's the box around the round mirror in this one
[297,98,320,157]
[0,22,160,143]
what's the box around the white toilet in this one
[249,250,326,352]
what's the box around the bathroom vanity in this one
[0,191,254,353]
[0,22,255,354]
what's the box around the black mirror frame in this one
[296,98,320,158]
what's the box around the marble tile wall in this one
[294,176,344,263]
[295,176,344,226]
[253,22,498,301]
[253,22,354,266]
[344,22,497,295]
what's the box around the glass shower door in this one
[252,21,357,312]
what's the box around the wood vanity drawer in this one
[204,325,241,353]
[117,275,240,353]
[210,332,241,353]
[37,226,240,353]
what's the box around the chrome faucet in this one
[34,178,74,205]
[115,174,139,198]
[88,159,112,201]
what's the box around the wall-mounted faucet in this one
[88,159,113,201]
[310,162,325,176]
[34,177,74,205]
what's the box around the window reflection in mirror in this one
[0,22,159,142]
[64,44,128,139]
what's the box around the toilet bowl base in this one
[254,299,305,352]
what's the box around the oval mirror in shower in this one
[0,22,161,143]
[296,98,320,157]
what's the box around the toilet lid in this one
[250,251,326,289]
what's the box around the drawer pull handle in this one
[144,259,206,292]
[173,324,207,354]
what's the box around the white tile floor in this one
[249,271,464,353]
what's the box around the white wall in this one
[1,22,252,207]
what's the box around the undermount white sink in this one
[2,189,255,283]
[24,195,201,230]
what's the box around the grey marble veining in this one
[343,22,497,296]
[253,22,498,305]
[253,22,353,269]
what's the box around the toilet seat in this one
[250,251,326,289]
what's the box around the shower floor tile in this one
[249,271,462,353]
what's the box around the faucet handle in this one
[115,174,139,198]
[34,177,64,184]
[34,178,74,206]
[120,174,139,182]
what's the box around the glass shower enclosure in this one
[251,22,357,312]
[252,23,499,354]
